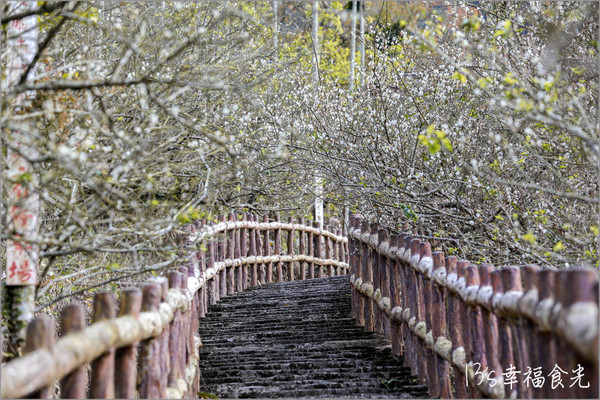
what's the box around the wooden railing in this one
[1,213,348,399]
[347,215,599,399]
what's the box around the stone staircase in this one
[198,276,428,398]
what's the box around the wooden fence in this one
[1,213,349,399]
[347,215,599,399]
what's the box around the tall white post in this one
[3,1,40,353]
[312,1,319,83]
[272,1,278,53]
[359,2,366,88]
[349,1,357,93]
[312,1,323,227]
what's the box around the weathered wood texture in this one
[347,214,599,399]
[1,214,348,399]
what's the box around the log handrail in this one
[347,214,599,399]
[1,214,349,399]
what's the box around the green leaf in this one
[521,232,536,244]
[503,72,517,85]
[553,242,565,252]
[198,392,219,399]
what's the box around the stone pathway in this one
[198,276,428,398]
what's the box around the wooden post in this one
[552,270,579,399]
[298,218,306,280]
[263,215,272,283]
[227,213,236,295]
[59,304,86,398]
[535,269,557,399]
[249,215,258,286]
[177,267,189,393]
[348,216,358,319]
[156,278,170,394]
[207,238,218,304]
[233,214,242,293]
[315,221,323,278]
[362,222,375,332]
[197,220,207,318]
[410,239,427,386]
[138,283,164,399]
[432,252,452,398]
[375,228,387,337]
[399,236,414,371]
[90,292,116,399]
[219,215,227,297]
[190,290,201,397]
[308,223,315,279]
[420,242,438,397]
[24,316,55,398]
[515,265,539,399]
[389,234,402,356]
[353,217,365,326]
[369,224,381,336]
[115,289,142,399]
[460,263,482,398]
[287,217,295,281]
[446,256,468,397]
[339,227,346,267]
[257,216,265,284]
[561,269,598,399]
[381,229,391,339]
[495,267,518,398]
[240,213,248,290]
[405,238,419,376]
[168,272,183,389]
[334,229,341,275]
[477,264,502,397]
[454,260,478,398]
[325,225,333,276]
[275,213,283,282]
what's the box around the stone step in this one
[198,275,428,398]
